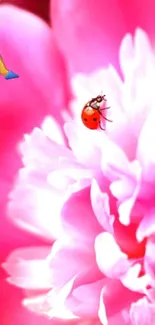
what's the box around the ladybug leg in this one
[99,110,112,122]
[103,116,113,122]
[99,111,113,123]
[100,106,110,111]
[99,121,105,130]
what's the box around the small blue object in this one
[5,70,19,80]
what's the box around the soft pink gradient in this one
[52,0,155,75]
[2,1,155,325]
[0,4,71,325]
[0,3,71,247]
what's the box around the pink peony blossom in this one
[4,27,155,325]
[2,1,155,325]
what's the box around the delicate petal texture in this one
[61,187,102,244]
[65,278,142,320]
[136,209,155,242]
[98,289,108,325]
[121,264,151,293]
[90,180,114,234]
[95,233,129,278]
[2,247,52,289]
[42,117,65,146]
[144,236,155,284]
[8,120,99,239]
[100,280,142,319]
[137,107,155,181]
[8,124,73,239]
[23,277,77,319]
[64,122,104,170]
[48,240,95,287]
[130,298,155,325]
[120,29,155,138]
[66,280,105,318]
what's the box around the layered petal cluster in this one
[4,28,155,325]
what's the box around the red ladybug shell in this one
[81,105,100,129]
[81,95,112,130]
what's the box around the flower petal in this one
[8,127,73,239]
[48,240,94,287]
[20,127,72,171]
[64,121,104,170]
[23,277,77,319]
[136,208,155,242]
[91,179,114,234]
[144,236,155,284]
[41,117,65,146]
[95,232,129,278]
[61,187,102,244]
[66,279,105,318]
[98,289,108,325]
[121,263,151,294]
[2,247,52,289]
[130,298,155,325]
[8,176,65,240]
[137,106,155,182]
[101,138,142,225]
[101,279,142,319]
[120,29,155,137]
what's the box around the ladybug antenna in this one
[100,91,107,101]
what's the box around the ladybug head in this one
[96,95,102,102]
[96,95,106,103]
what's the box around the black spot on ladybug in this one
[93,118,97,121]
[84,118,88,121]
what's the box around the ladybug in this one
[81,95,112,130]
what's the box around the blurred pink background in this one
[0,1,51,325]
[2,0,50,21]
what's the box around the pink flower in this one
[0,4,71,325]
[3,1,155,325]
